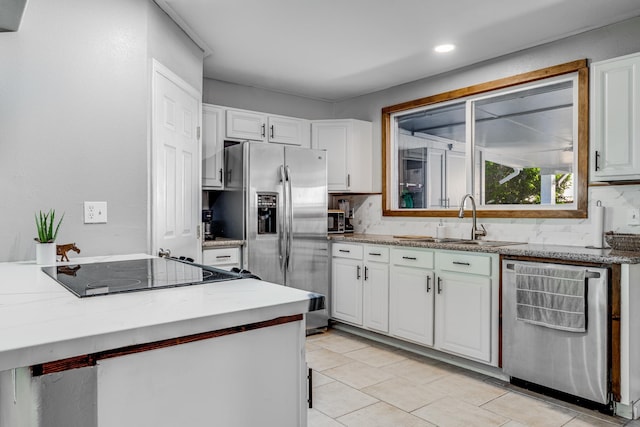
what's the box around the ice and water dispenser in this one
[257,193,277,235]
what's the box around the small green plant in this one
[34,209,64,243]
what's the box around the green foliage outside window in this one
[484,161,572,205]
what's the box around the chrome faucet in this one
[458,194,486,241]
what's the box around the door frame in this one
[149,59,202,260]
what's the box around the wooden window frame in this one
[382,59,589,219]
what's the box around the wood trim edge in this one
[31,314,304,376]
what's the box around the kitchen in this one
[2,0,640,426]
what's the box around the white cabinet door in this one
[389,265,434,346]
[363,258,389,333]
[331,257,363,325]
[434,272,491,362]
[268,116,309,146]
[591,52,640,181]
[311,119,373,192]
[226,109,266,141]
[202,105,224,188]
[312,121,349,191]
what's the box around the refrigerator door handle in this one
[279,165,287,273]
[285,165,294,271]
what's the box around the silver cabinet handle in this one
[261,123,266,137]
[402,256,417,261]
[426,275,431,293]
[356,265,361,280]
[437,277,442,294]
[452,261,470,266]
[347,174,351,188]
[364,266,369,281]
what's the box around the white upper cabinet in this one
[202,104,224,188]
[226,109,265,141]
[225,108,310,147]
[311,119,373,192]
[591,52,640,181]
[268,116,309,146]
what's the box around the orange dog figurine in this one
[57,243,80,262]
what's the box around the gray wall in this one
[203,78,334,119]
[0,0,202,262]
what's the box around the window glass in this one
[383,62,586,218]
[473,79,576,208]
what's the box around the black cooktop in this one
[42,258,243,297]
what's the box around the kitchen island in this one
[0,254,323,427]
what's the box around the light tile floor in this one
[306,329,640,427]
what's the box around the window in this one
[382,60,588,218]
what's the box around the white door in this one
[331,257,363,325]
[312,122,349,191]
[363,261,389,333]
[151,60,201,261]
[435,272,491,362]
[389,265,434,346]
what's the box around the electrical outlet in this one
[84,201,107,224]
[628,208,640,226]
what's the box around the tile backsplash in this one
[340,185,640,247]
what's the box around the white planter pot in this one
[36,242,57,265]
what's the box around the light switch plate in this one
[628,208,640,226]
[84,201,107,224]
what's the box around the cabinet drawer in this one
[364,246,389,263]
[391,248,434,269]
[332,243,363,260]
[202,247,240,266]
[436,251,492,276]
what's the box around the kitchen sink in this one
[452,240,523,247]
[395,237,464,243]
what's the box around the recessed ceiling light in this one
[434,44,456,53]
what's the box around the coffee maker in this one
[338,199,354,233]
[202,210,214,240]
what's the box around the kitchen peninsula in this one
[0,254,323,427]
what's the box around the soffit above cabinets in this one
[0,0,28,32]
[154,0,640,101]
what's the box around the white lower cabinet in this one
[332,255,363,325]
[363,247,390,333]
[434,251,497,364]
[389,248,435,346]
[435,271,491,362]
[202,247,241,270]
[332,242,499,366]
[331,243,389,332]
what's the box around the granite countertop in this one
[330,233,640,264]
[202,238,244,248]
[0,253,320,372]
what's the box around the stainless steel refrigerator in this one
[219,141,329,331]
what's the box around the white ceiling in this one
[155,0,640,102]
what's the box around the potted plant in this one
[34,209,64,265]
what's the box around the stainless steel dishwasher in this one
[502,260,609,405]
